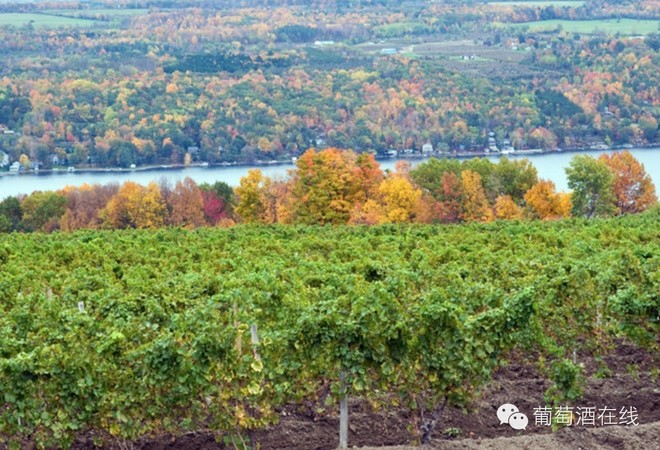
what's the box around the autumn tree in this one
[235,169,270,224]
[201,191,228,225]
[289,148,359,225]
[566,155,617,218]
[351,152,384,204]
[435,172,463,223]
[60,183,119,231]
[638,115,658,142]
[102,181,167,229]
[528,126,558,149]
[462,158,496,196]
[348,199,385,225]
[409,159,463,223]
[20,191,67,232]
[494,195,523,220]
[19,153,30,169]
[168,177,205,228]
[199,181,235,225]
[524,180,572,220]
[259,177,291,224]
[377,175,423,223]
[460,170,493,222]
[410,158,461,201]
[599,151,657,214]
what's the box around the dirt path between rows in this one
[65,342,658,450]
[362,421,659,450]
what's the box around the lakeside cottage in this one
[422,143,433,155]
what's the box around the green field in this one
[490,1,585,6]
[506,18,660,34]
[0,13,97,27]
[373,21,431,38]
[44,8,150,19]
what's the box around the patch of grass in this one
[626,364,640,381]
[594,357,612,379]
[0,13,98,28]
[490,1,585,7]
[373,21,431,38]
[443,427,462,438]
[44,8,150,19]
[503,18,660,35]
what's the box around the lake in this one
[1,147,658,200]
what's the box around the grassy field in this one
[373,21,431,38]
[44,8,150,18]
[506,18,659,34]
[490,1,585,6]
[0,13,98,27]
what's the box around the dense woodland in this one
[0,0,658,169]
[0,150,656,232]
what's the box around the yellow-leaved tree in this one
[289,148,359,224]
[460,170,494,222]
[235,169,269,224]
[102,181,167,229]
[524,180,572,220]
[378,175,422,223]
[494,195,523,220]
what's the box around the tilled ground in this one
[61,342,658,450]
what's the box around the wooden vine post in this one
[339,370,348,449]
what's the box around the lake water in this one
[1,147,658,200]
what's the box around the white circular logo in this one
[497,403,519,425]
[509,412,529,430]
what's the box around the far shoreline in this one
[2,143,658,179]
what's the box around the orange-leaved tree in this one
[432,172,463,223]
[60,183,119,231]
[351,152,384,204]
[168,177,206,228]
[599,151,657,214]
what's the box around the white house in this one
[9,161,20,172]
[422,143,433,155]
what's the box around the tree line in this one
[0,150,656,233]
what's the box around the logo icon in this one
[498,403,529,430]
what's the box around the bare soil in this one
[65,342,658,450]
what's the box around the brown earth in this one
[362,422,660,450]
[61,343,658,450]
